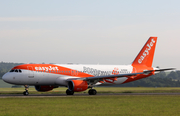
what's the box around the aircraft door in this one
[27,66,38,84]
[28,66,34,78]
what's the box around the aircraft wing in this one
[67,68,175,82]
[81,72,144,81]
[66,72,144,82]
[143,68,175,74]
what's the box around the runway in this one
[1,93,180,98]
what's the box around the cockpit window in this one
[10,69,15,72]
[10,69,22,73]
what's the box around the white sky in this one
[0,0,180,69]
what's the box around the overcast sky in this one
[0,0,180,69]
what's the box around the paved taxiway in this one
[1,93,180,98]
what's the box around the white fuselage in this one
[2,64,133,86]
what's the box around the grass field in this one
[0,95,180,116]
[1,87,180,115]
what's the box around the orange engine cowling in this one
[68,80,88,92]
[35,85,54,92]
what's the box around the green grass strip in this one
[0,95,180,116]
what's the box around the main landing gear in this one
[66,89,74,95]
[88,89,97,95]
[23,85,29,96]
[66,89,97,95]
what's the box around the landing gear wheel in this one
[88,89,97,95]
[66,89,74,95]
[23,91,29,96]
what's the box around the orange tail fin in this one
[132,37,157,67]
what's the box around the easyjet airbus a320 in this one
[2,37,174,95]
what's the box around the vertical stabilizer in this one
[132,37,157,67]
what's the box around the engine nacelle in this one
[68,80,88,92]
[35,85,54,92]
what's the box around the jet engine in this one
[68,80,88,92]
[35,85,55,92]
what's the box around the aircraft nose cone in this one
[2,73,7,82]
[2,73,10,83]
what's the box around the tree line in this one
[0,62,180,87]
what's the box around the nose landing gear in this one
[23,85,29,96]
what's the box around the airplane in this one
[2,37,175,95]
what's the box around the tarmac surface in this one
[1,93,180,98]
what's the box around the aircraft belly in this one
[114,77,128,84]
